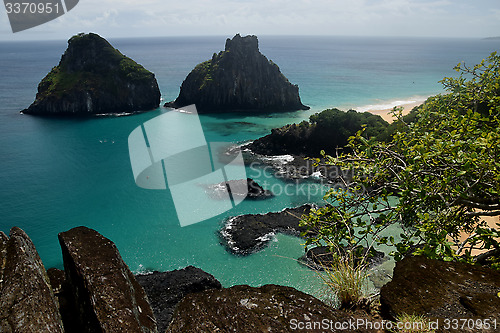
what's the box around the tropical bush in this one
[301,52,500,267]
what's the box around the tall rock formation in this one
[22,33,160,116]
[166,34,309,113]
[0,228,64,333]
[58,226,157,333]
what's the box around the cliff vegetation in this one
[23,33,160,115]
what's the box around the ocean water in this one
[0,36,498,298]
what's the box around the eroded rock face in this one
[380,256,500,332]
[167,284,377,333]
[23,33,160,115]
[166,34,309,113]
[136,266,222,332]
[0,228,64,333]
[220,204,316,255]
[58,226,157,333]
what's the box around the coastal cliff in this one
[22,33,160,116]
[249,108,390,157]
[165,34,309,113]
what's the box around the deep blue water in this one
[0,36,498,297]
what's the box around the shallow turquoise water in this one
[0,36,498,298]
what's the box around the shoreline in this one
[356,97,428,123]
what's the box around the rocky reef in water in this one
[205,178,273,200]
[220,204,316,255]
[165,34,309,113]
[22,33,160,116]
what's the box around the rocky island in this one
[249,108,390,157]
[165,34,309,113]
[22,33,160,116]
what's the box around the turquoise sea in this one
[0,36,498,298]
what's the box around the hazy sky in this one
[1,0,499,41]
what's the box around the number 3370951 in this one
[5,2,60,14]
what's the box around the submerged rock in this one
[136,266,222,332]
[166,34,309,113]
[206,178,273,200]
[23,33,160,116]
[58,226,157,333]
[167,284,377,333]
[380,256,500,332]
[0,228,64,333]
[220,204,316,255]
[300,246,386,271]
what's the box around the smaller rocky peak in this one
[224,34,259,56]
[61,32,121,73]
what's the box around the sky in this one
[1,0,500,41]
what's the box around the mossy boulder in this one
[380,256,500,332]
[166,34,309,113]
[167,284,376,333]
[23,33,160,115]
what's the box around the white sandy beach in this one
[359,98,428,123]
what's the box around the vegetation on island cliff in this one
[301,52,500,268]
[250,107,410,157]
[39,33,153,97]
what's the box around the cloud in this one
[1,0,499,40]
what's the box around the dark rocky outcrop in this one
[58,226,157,333]
[0,228,64,333]
[167,284,378,333]
[206,178,273,200]
[165,34,309,113]
[23,33,160,116]
[380,256,500,332]
[136,266,222,332]
[249,108,389,157]
[220,204,316,255]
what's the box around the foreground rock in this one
[220,204,316,255]
[167,284,377,333]
[23,33,160,116]
[0,228,64,332]
[380,256,500,332]
[166,34,309,113]
[136,266,222,333]
[58,226,157,333]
